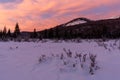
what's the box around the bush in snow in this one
[38,49,100,75]
[63,48,73,58]
[89,53,100,75]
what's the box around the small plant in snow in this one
[38,55,47,63]
[38,49,100,75]
[83,54,87,62]
[89,53,100,75]
[63,48,72,58]
[60,53,64,60]
[76,53,82,62]
[9,46,19,50]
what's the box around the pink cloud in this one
[0,0,120,31]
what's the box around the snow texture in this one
[0,39,120,80]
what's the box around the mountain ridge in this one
[38,17,120,39]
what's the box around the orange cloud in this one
[0,0,120,31]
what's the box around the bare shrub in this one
[89,53,100,75]
[83,54,87,62]
[39,55,45,63]
[38,49,100,75]
[63,48,72,58]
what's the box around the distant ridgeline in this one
[1,17,120,41]
[38,17,120,39]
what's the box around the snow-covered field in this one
[0,40,120,80]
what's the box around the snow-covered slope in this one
[0,40,120,80]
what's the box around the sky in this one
[0,0,120,31]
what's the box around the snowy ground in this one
[0,39,120,80]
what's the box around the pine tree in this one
[7,29,11,37]
[3,26,7,35]
[14,23,20,38]
[0,30,2,39]
[2,26,7,39]
[48,29,53,39]
[54,27,59,39]
[33,28,38,38]
[43,29,48,38]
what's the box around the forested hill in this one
[38,17,120,39]
[1,17,120,41]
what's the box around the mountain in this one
[38,17,120,39]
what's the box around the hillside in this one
[39,17,120,39]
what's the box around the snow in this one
[109,16,120,19]
[0,40,120,80]
[66,20,87,26]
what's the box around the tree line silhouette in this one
[0,23,21,41]
[39,17,120,39]
[0,23,41,41]
[0,17,120,41]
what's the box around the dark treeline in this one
[38,17,120,39]
[1,17,120,41]
[0,23,42,41]
[0,23,21,41]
